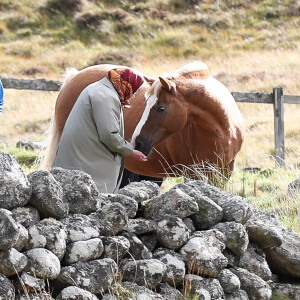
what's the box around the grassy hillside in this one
[0,0,299,78]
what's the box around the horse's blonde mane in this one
[173,61,210,79]
[145,79,161,99]
[145,61,210,99]
[59,67,79,91]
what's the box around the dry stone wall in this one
[1,150,300,300]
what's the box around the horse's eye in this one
[157,106,166,113]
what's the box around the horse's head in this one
[131,77,188,157]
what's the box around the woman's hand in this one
[130,150,148,162]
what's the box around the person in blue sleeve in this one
[0,79,3,115]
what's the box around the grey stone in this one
[153,248,186,286]
[184,274,225,300]
[16,140,45,151]
[56,286,99,300]
[193,288,211,300]
[118,180,161,203]
[0,151,31,210]
[156,215,190,250]
[230,267,272,300]
[245,209,283,249]
[57,258,117,294]
[23,248,61,280]
[11,206,40,228]
[218,269,240,294]
[180,230,227,277]
[197,278,225,300]
[0,248,28,277]
[0,208,21,250]
[0,273,15,300]
[182,217,195,233]
[288,177,300,196]
[28,170,69,219]
[143,188,199,219]
[225,289,249,299]
[102,295,118,300]
[13,223,29,251]
[223,249,240,268]
[25,218,67,260]
[239,243,272,281]
[213,221,249,256]
[121,232,152,260]
[246,209,300,278]
[14,272,46,294]
[187,180,253,223]
[270,282,300,300]
[119,282,165,299]
[89,202,128,236]
[264,226,300,278]
[102,236,130,261]
[157,283,185,300]
[100,193,138,218]
[121,259,166,289]
[60,214,100,244]
[64,238,104,265]
[191,195,223,230]
[138,232,157,252]
[124,218,157,235]
[51,167,99,215]
[15,295,53,300]
[174,183,223,229]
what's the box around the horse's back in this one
[194,75,244,167]
[55,64,125,139]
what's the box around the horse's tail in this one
[38,67,80,170]
[38,115,58,170]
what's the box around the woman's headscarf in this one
[108,68,144,106]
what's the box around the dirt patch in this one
[21,66,49,76]
[91,51,134,67]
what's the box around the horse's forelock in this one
[145,79,162,100]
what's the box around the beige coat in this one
[53,77,134,193]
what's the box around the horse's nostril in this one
[135,140,143,151]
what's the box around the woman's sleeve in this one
[90,93,133,156]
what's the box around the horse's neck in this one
[184,79,233,137]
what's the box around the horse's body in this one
[41,62,244,180]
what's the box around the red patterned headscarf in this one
[108,68,144,106]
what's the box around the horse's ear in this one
[144,75,156,85]
[159,77,176,94]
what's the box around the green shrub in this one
[0,146,39,170]
[46,0,83,15]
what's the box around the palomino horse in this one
[41,61,244,181]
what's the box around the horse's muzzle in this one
[134,137,153,157]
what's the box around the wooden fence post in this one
[273,87,284,167]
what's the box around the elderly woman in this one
[53,68,147,193]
